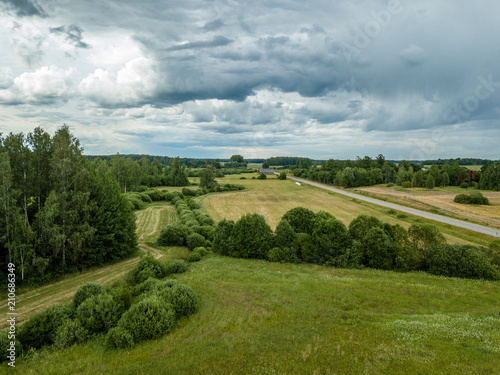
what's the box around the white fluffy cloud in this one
[0,65,75,104]
[78,56,161,107]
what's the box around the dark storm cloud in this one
[1,0,47,18]
[49,25,90,49]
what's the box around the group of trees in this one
[264,156,314,169]
[0,126,138,285]
[292,155,500,190]
[211,207,500,280]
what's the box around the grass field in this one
[9,255,500,374]
[203,174,497,247]
[352,185,500,230]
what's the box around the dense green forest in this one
[292,155,500,190]
[0,126,138,285]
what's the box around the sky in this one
[0,0,499,160]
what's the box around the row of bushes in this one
[212,207,500,280]
[124,190,184,210]
[2,256,198,360]
[454,192,490,205]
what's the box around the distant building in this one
[259,169,275,175]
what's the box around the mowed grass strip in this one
[12,255,500,375]
[202,174,495,246]
[136,203,178,243]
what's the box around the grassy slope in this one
[10,255,500,375]
[203,174,497,247]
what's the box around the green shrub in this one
[104,326,134,349]
[348,215,383,242]
[132,256,164,284]
[277,171,287,180]
[257,173,267,180]
[199,225,215,241]
[388,209,397,215]
[0,330,22,362]
[282,207,316,235]
[267,247,297,263]
[126,196,147,210]
[402,181,412,188]
[427,244,500,280]
[387,183,394,187]
[460,181,469,189]
[145,190,166,201]
[118,296,176,343]
[231,213,273,259]
[187,252,201,262]
[139,193,153,203]
[18,304,74,349]
[454,192,489,205]
[76,293,122,334]
[158,284,199,319]
[193,247,209,257]
[396,213,408,219]
[186,233,206,251]
[213,219,235,255]
[312,218,350,263]
[198,215,215,226]
[274,219,296,248]
[133,277,163,296]
[165,260,188,275]
[188,200,202,210]
[54,319,88,349]
[73,282,106,309]
[158,223,191,246]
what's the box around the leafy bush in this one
[277,171,287,180]
[460,181,469,189]
[104,326,134,349]
[76,293,122,334]
[454,192,489,205]
[231,213,273,259]
[158,284,199,319]
[158,223,191,246]
[282,207,317,235]
[293,233,315,261]
[312,218,350,263]
[73,282,106,309]
[388,209,397,215]
[396,213,408,219]
[427,244,500,280]
[402,181,412,188]
[0,330,22,362]
[132,256,164,284]
[188,200,202,210]
[54,319,88,349]
[139,193,153,203]
[361,227,394,270]
[186,233,206,251]
[274,219,296,248]
[348,215,383,242]
[118,296,176,343]
[199,225,215,241]
[165,260,188,275]
[187,252,202,262]
[145,189,166,201]
[18,304,74,349]
[193,247,209,257]
[133,277,163,296]
[257,173,267,180]
[267,247,297,263]
[213,219,235,255]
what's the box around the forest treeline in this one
[292,155,500,190]
[0,126,138,285]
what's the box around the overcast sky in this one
[1,0,499,160]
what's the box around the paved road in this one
[285,175,500,238]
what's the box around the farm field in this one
[10,255,500,374]
[203,174,497,247]
[352,185,500,230]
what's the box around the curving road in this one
[284,174,500,238]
